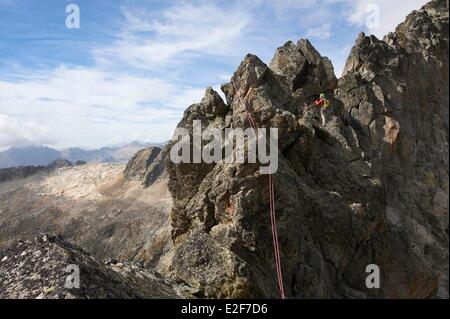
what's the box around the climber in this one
[313,93,330,126]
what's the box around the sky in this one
[0,0,429,150]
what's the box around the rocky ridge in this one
[0,0,447,299]
[0,159,86,184]
[0,234,185,299]
[166,0,448,298]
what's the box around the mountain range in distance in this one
[0,141,166,169]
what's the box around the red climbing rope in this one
[270,174,285,299]
[231,80,286,299]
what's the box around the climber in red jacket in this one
[314,93,330,126]
[314,93,329,109]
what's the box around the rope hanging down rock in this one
[231,80,286,299]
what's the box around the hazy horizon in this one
[0,139,168,153]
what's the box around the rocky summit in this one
[166,0,448,298]
[0,0,448,299]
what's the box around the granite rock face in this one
[335,0,449,298]
[0,234,184,299]
[166,0,448,298]
[124,146,167,187]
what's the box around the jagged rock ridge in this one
[0,0,447,300]
[166,0,448,298]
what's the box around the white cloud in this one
[0,1,256,150]
[1,2,252,150]
[0,114,55,150]
[347,0,429,38]
[94,3,251,71]
[0,66,205,149]
[259,0,321,18]
[305,23,332,39]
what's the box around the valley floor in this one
[0,163,173,272]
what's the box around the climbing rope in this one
[231,80,286,299]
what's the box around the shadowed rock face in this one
[335,0,449,298]
[0,165,49,184]
[0,234,184,299]
[0,159,73,184]
[166,0,448,298]
[124,146,167,187]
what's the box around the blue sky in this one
[0,0,429,150]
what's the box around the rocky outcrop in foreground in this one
[0,234,184,299]
[166,0,448,298]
